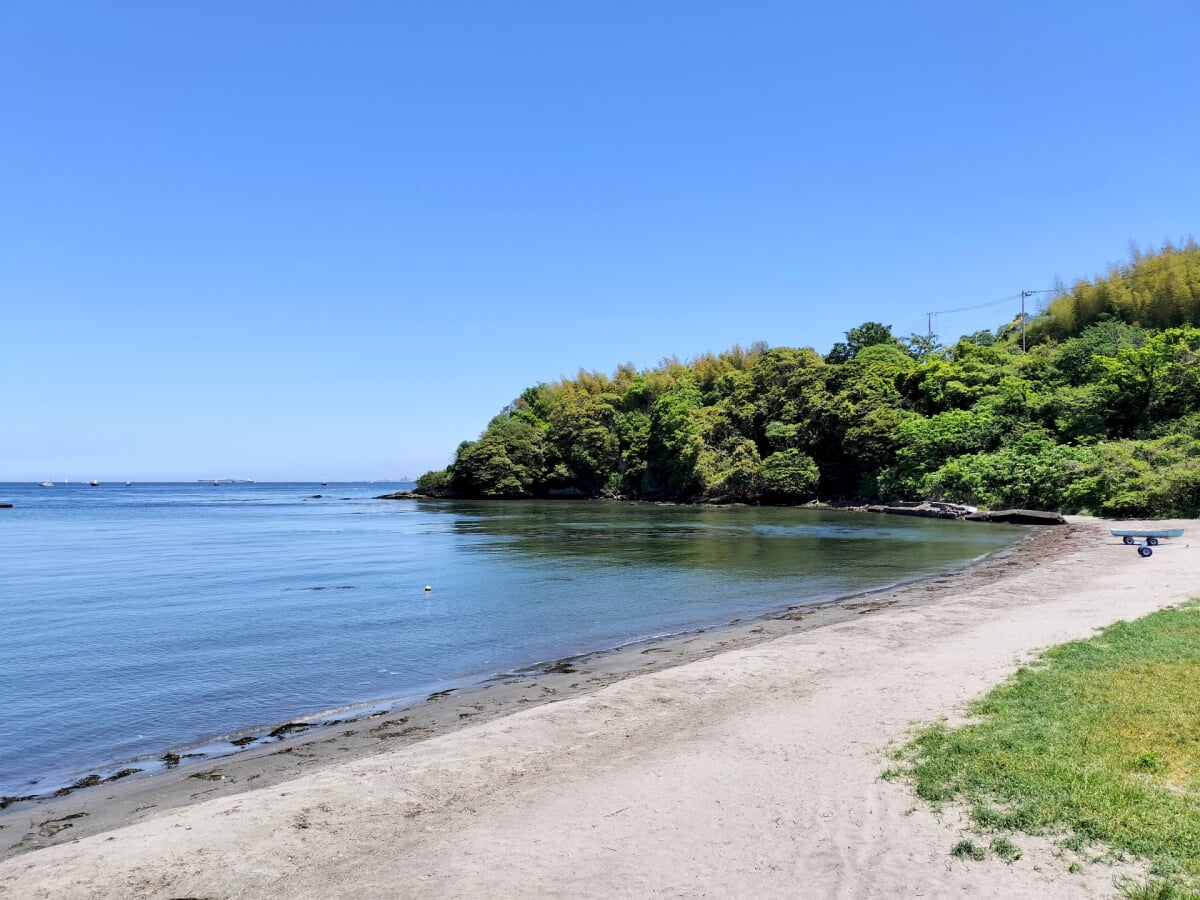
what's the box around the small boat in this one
[1111,527,1185,542]
[39,481,53,487]
[1111,527,1185,558]
[90,480,100,487]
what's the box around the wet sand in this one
[3,517,1197,898]
[0,520,1051,860]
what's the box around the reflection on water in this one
[0,485,1025,795]
[439,500,1023,579]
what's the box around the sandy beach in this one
[3,516,1198,898]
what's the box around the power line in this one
[931,293,1021,316]
[921,288,1061,345]
[924,294,1018,341]
[894,287,1062,343]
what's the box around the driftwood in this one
[865,501,975,520]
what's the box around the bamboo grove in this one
[418,241,1200,517]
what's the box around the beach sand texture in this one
[3,517,1198,899]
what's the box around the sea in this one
[0,482,1026,798]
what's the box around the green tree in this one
[544,388,621,494]
[1029,240,1200,343]
[922,430,1084,509]
[695,436,764,503]
[760,449,820,502]
[415,469,453,496]
[416,254,1200,517]
[880,409,1005,498]
[644,376,705,499]
[825,321,899,364]
[451,417,547,498]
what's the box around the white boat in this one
[90,480,100,487]
[39,481,53,487]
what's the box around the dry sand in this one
[2,516,1199,899]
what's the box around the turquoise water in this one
[0,483,1025,797]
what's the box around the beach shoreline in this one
[0,520,1055,860]
[0,494,1028,811]
[4,516,1197,898]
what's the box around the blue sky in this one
[3,1,1198,481]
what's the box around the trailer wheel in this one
[1139,545,1153,558]
[1148,537,1160,546]
[1123,535,1135,545]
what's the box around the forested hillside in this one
[417,242,1200,517]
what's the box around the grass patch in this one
[1115,877,1200,899]
[990,836,1022,863]
[950,839,987,860]
[896,600,1200,887]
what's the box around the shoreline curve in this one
[6,517,1194,898]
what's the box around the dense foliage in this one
[1029,239,1200,343]
[419,243,1200,516]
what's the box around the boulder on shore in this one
[964,508,1066,525]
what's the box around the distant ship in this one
[90,480,100,487]
[39,481,53,487]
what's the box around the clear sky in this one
[2,1,1198,482]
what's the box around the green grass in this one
[1114,877,1200,900]
[950,838,987,860]
[990,836,1023,863]
[893,600,1200,891]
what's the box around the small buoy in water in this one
[424,585,432,592]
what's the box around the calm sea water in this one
[0,482,1025,796]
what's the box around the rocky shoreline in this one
[378,490,1068,525]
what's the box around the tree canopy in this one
[416,243,1200,517]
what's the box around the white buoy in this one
[424,585,432,592]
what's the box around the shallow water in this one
[0,482,1025,795]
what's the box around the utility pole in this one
[927,312,933,339]
[1020,290,1035,352]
